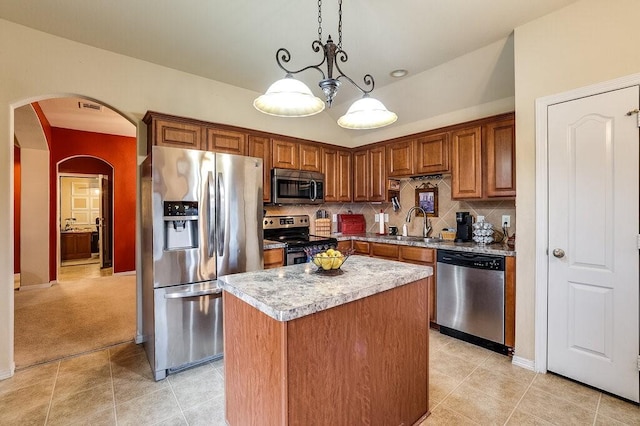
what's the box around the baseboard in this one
[18,282,53,291]
[512,355,535,371]
[114,270,136,276]
[0,363,15,380]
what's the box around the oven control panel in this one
[263,215,310,229]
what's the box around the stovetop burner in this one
[263,215,337,249]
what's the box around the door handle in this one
[164,287,222,299]
[216,172,225,257]
[207,171,215,258]
[552,248,565,258]
[310,179,317,201]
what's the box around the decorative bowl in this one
[305,248,354,274]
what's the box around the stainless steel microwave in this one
[271,168,325,205]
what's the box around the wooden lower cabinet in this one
[505,256,516,348]
[263,248,284,269]
[352,240,370,255]
[336,240,352,253]
[60,232,92,261]
[223,280,429,425]
[370,242,399,259]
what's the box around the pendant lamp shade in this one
[253,76,325,117]
[337,95,398,129]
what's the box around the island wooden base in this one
[223,278,429,426]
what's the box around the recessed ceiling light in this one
[390,69,408,78]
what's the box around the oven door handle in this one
[164,287,222,299]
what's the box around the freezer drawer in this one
[151,281,223,380]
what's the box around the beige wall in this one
[513,0,640,361]
[18,148,49,287]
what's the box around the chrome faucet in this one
[405,206,432,238]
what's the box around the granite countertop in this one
[335,233,516,256]
[218,255,433,322]
[263,239,286,250]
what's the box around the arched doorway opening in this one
[12,95,137,368]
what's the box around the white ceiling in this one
[2,0,579,135]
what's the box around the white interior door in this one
[547,85,639,402]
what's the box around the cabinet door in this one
[322,148,339,202]
[336,240,352,253]
[336,150,352,202]
[370,243,399,260]
[386,140,414,177]
[484,118,516,198]
[248,135,271,203]
[352,149,369,202]
[300,143,322,172]
[206,128,246,155]
[272,139,299,169]
[352,240,370,255]
[415,132,450,174]
[152,119,203,150]
[369,146,386,202]
[451,126,482,199]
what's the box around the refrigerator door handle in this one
[164,287,222,299]
[310,179,317,201]
[207,171,215,258]
[216,172,225,257]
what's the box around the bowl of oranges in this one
[305,247,353,275]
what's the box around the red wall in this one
[13,146,21,273]
[49,128,137,278]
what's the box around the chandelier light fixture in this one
[253,0,398,129]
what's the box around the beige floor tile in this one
[153,414,188,425]
[479,352,537,385]
[0,401,51,425]
[439,338,493,366]
[597,393,640,425]
[439,381,514,424]
[429,349,477,381]
[463,366,530,404]
[429,369,462,407]
[421,405,479,425]
[115,387,181,426]
[182,394,227,426]
[109,341,145,363]
[0,362,58,396]
[595,413,629,425]
[429,330,455,353]
[0,380,54,421]
[505,409,553,425]
[531,372,601,411]
[169,366,224,411]
[111,352,168,404]
[47,382,114,426]
[79,406,117,425]
[517,386,596,425]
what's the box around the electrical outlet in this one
[332,214,337,223]
[477,215,485,222]
[374,215,380,223]
[384,213,389,222]
[502,215,511,228]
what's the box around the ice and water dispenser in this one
[163,201,199,250]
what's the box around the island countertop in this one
[217,255,433,322]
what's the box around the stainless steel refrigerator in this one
[141,145,263,380]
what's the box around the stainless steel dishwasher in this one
[436,250,507,353]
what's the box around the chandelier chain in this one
[338,0,342,49]
[317,0,322,42]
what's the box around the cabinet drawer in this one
[352,241,370,255]
[264,248,284,269]
[336,240,352,252]
[400,246,434,264]
[370,243,399,260]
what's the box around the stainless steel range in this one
[263,215,337,265]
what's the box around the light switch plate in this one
[332,214,337,223]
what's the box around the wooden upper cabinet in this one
[323,148,352,202]
[206,128,246,155]
[484,118,516,198]
[248,135,271,203]
[271,138,299,169]
[369,146,386,202]
[415,132,450,175]
[386,140,414,177]
[451,126,483,199]
[352,149,369,202]
[144,113,204,152]
[299,143,322,172]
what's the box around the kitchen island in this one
[218,255,433,426]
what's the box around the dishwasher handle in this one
[164,287,222,299]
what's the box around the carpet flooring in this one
[14,274,136,369]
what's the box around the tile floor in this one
[1,331,638,425]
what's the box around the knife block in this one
[314,218,331,237]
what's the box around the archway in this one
[12,95,137,368]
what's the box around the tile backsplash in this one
[264,176,516,240]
